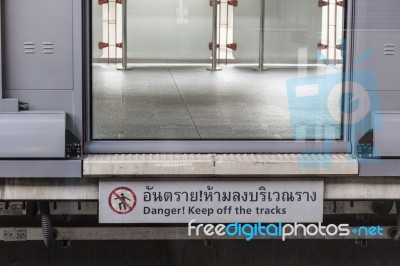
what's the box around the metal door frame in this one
[0,0,83,178]
[0,0,4,98]
[83,0,354,154]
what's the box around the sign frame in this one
[99,179,324,224]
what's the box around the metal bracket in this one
[355,239,368,247]
[66,130,81,159]
[324,201,345,214]
[228,0,238,7]
[98,42,109,49]
[209,0,221,6]
[19,102,29,111]
[356,214,370,222]
[209,0,238,6]
[208,42,220,50]
[357,129,373,159]
[208,43,237,51]
[318,0,329,7]
[227,43,237,51]
[62,240,72,248]
[336,0,345,7]
[98,0,121,5]
[3,229,27,242]
[317,43,328,50]
[0,202,24,216]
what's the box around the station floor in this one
[92,63,343,140]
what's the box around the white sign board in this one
[99,180,324,224]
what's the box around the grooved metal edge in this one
[83,154,358,176]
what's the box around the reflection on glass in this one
[92,0,345,140]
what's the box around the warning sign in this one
[108,187,137,215]
[99,180,324,224]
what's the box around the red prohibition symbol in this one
[108,187,137,214]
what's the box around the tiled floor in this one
[92,64,343,140]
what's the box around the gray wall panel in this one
[0,112,66,158]
[359,159,400,176]
[0,0,83,177]
[3,0,74,91]
[366,31,400,91]
[355,0,400,175]
[353,91,400,149]
[0,1,3,99]
[0,160,82,178]
[373,112,400,157]
[353,0,400,92]
[352,0,400,140]
[366,0,400,30]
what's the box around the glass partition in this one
[91,0,346,141]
